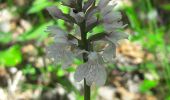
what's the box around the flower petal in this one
[46,26,67,37]
[98,0,111,9]
[83,0,95,11]
[102,42,116,62]
[103,11,122,24]
[86,7,99,20]
[46,26,68,44]
[103,21,124,33]
[93,40,107,52]
[95,63,107,86]
[46,6,75,23]
[74,63,89,82]
[85,58,106,86]
[74,25,81,38]
[100,5,114,16]
[62,0,76,8]
[106,31,129,43]
[70,11,85,23]
[46,6,67,20]
[47,44,75,69]
[74,52,106,86]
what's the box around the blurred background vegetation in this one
[0,0,170,100]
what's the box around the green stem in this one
[38,12,45,23]
[77,1,90,99]
[7,0,13,7]
[80,19,91,100]
[77,0,83,11]
[84,79,91,100]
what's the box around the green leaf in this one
[0,32,12,44]
[56,65,65,77]
[18,21,53,41]
[66,67,76,72]
[165,96,170,100]
[74,58,83,65]
[28,0,53,14]
[124,6,141,30]
[76,95,84,100]
[87,25,105,38]
[58,5,70,14]
[119,66,137,72]
[57,69,65,77]
[139,80,158,93]
[57,19,66,30]
[22,65,36,75]
[58,77,79,93]
[0,45,22,67]
[161,4,170,11]
[47,65,55,72]
[92,25,104,33]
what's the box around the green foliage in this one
[142,32,164,51]
[122,0,170,97]
[0,45,22,66]
[57,19,67,30]
[119,66,138,72]
[87,25,105,38]
[124,6,141,30]
[92,25,104,33]
[165,96,170,100]
[7,0,13,7]
[77,96,84,100]
[22,65,36,75]
[139,80,158,93]
[161,4,170,11]
[58,5,70,14]
[0,32,12,44]
[18,21,53,42]
[56,65,65,77]
[28,0,54,14]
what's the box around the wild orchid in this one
[46,0,128,99]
